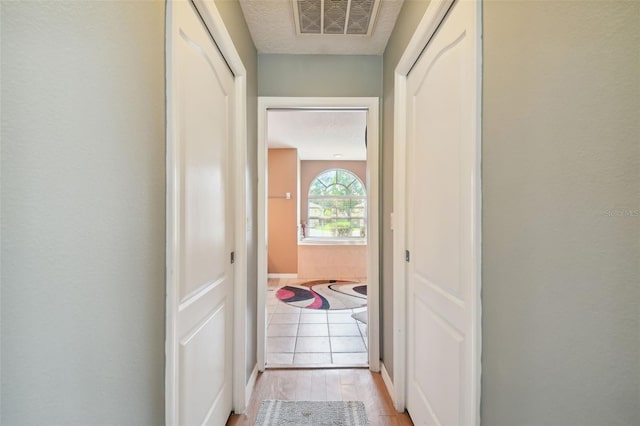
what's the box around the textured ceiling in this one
[239,0,404,54]
[268,110,367,161]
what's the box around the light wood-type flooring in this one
[226,368,413,425]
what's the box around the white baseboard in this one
[267,273,298,279]
[245,364,259,410]
[380,362,396,409]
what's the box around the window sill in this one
[298,238,367,246]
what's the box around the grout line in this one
[293,306,301,365]
[327,312,334,364]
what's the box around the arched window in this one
[307,169,367,239]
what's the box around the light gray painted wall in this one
[214,0,259,384]
[482,1,640,424]
[0,1,165,424]
[258,54,382,97]
[381,0,431,381]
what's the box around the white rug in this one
[254,400,369,426]
[351,310,367,324]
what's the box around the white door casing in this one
[397,0,482,424]
[256,97,381,373]
[166,1,236,424]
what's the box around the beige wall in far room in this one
[268,148,299,274]
[298,245,367,279]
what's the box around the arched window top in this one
[308,169,366,197]
[306,169,367,240]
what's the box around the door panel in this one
[413,296,464,426]
[179,304,227,426]
[169,1,235,424]
[178,12,230,301]
[406,1,478,425]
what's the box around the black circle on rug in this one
[276,279,367,310]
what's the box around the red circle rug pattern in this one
[276,279,367,310]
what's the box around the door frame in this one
[165,0,249,421]
[257,97,381,372]
[392,0,482,419]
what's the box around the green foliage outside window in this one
[307,169,367,239]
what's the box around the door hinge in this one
[230,251,235,264]
[405,250,410,262]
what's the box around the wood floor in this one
[226,368,413,425]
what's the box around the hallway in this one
[226,369,412,425]
[3,1,639,425]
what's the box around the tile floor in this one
[266,279,368,368]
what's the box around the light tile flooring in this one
[266,278,368,368]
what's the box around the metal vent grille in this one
[347,0,375,34]
[324,0,348,34]
[297,0,322,33]
[294,0,380,36]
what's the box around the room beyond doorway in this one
[265,110,369,368]
[257,97,380,373]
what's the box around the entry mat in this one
[254,400,369,426]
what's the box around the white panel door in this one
[405,1,479,425]
[168,1,235,425]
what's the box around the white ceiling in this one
[239,0,404,55]
[267,110,367,160]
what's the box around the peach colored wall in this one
[298,245,367,279]
[268,149,298,273]
[300,160,367,225]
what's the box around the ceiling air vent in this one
[294,0,381,36]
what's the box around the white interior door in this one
[405,1,480,425]
[167,1,235,424]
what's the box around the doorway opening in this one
[257,97,380,372]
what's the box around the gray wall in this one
[381,0,431,381]
[482,1,640,425]
[258,54,382,97]
[214,0,259,385]
[1,1,166,424]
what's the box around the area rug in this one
[254,400,369,426]
[276,280,367,310]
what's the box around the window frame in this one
[305,168,367,241]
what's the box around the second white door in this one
[167,1,235,424]
[405,0,480,425]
